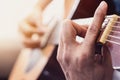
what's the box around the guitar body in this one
[38,0,117,80]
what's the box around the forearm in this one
[35,0,52,11]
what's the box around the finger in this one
[22,37,41,48]
[30,9,43,28]
[83,1,108,51]
[72,21,88,38]
[57,20,87,63]
[60,19,87,45]
[25,15,37,27]
[20,33,41,48]
[19,21,46,37]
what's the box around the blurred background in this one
[0,0,37,79]
[0,0,64,79]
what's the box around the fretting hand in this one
[57,1,113,80]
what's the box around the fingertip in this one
[83,1,108,55]
[99,1,108,8]
[96,1,108,15]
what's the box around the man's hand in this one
[19,8,46,48]
[57,1,113,80]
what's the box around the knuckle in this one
[57,54,61,62]
[61,20,68,33]
[62,19,72,31]
[57,53,63,64]
[57,47,70,65]
[89,24,98,34]
[62,50,71,65]
[95,9,101,17]
[57,48,62,62]
[60,19,73,43]
[63,19,71,24]
[95,7,105,18]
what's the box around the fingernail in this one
[99,1,105,7]
[99,1,107,8]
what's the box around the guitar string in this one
[108,35,120,40]
[110,30,120,34]
[100,16,120,45]
[106,39,120,46]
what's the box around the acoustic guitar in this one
[38,0,117,80]
[9,0,118,80]
[38,0,118,80]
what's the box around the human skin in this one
[19,0,52,48]
[19,0,76,48]
[57,1,113,80]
